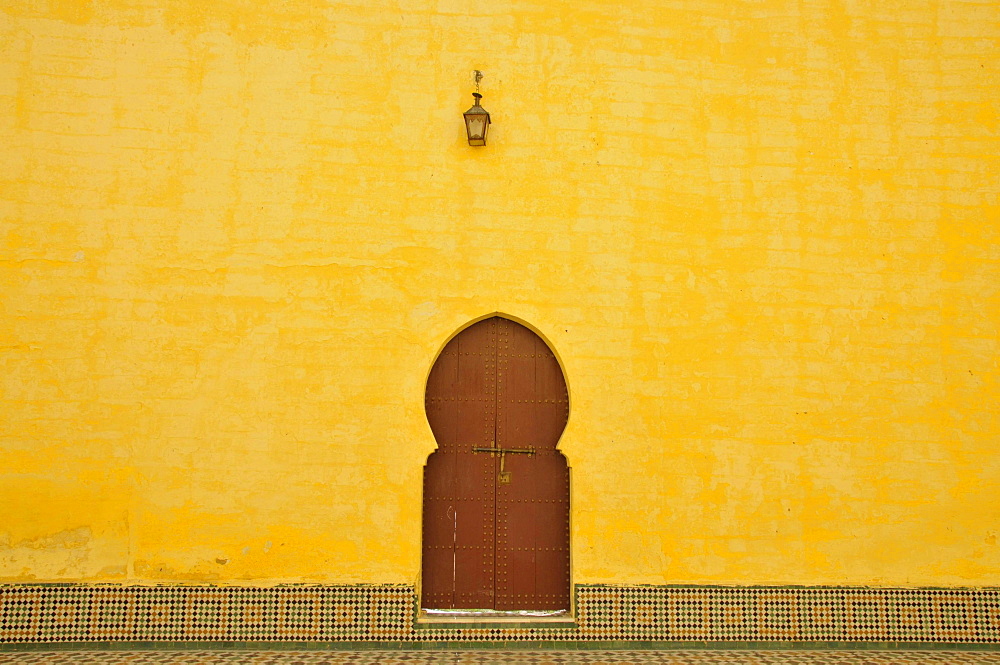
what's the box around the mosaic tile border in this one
[1,585,998,645]
[4,651,1000,663]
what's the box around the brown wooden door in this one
[422,317,569,611]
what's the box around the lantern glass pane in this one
[466,115,487,141]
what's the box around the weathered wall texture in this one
[1,0,998,588]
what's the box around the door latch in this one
[472,446,535,456]
[473,445,534,484]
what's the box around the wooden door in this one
[422,317,569,611]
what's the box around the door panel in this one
[494,318,569,611]
[423,319,496,610]
[422,317,569,611]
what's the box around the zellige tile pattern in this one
[1,585,998,645]
[2,651,1000,664]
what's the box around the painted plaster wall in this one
[1,0,997,588]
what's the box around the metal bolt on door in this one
[422,317,570,611]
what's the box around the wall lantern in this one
[463,70,491,146]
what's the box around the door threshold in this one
[415,609,576,629]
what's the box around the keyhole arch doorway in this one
[421,315,571,612]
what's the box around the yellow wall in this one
[1,0,998,588]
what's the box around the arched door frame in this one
[418,314,573,613]
[421,312,573,408]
